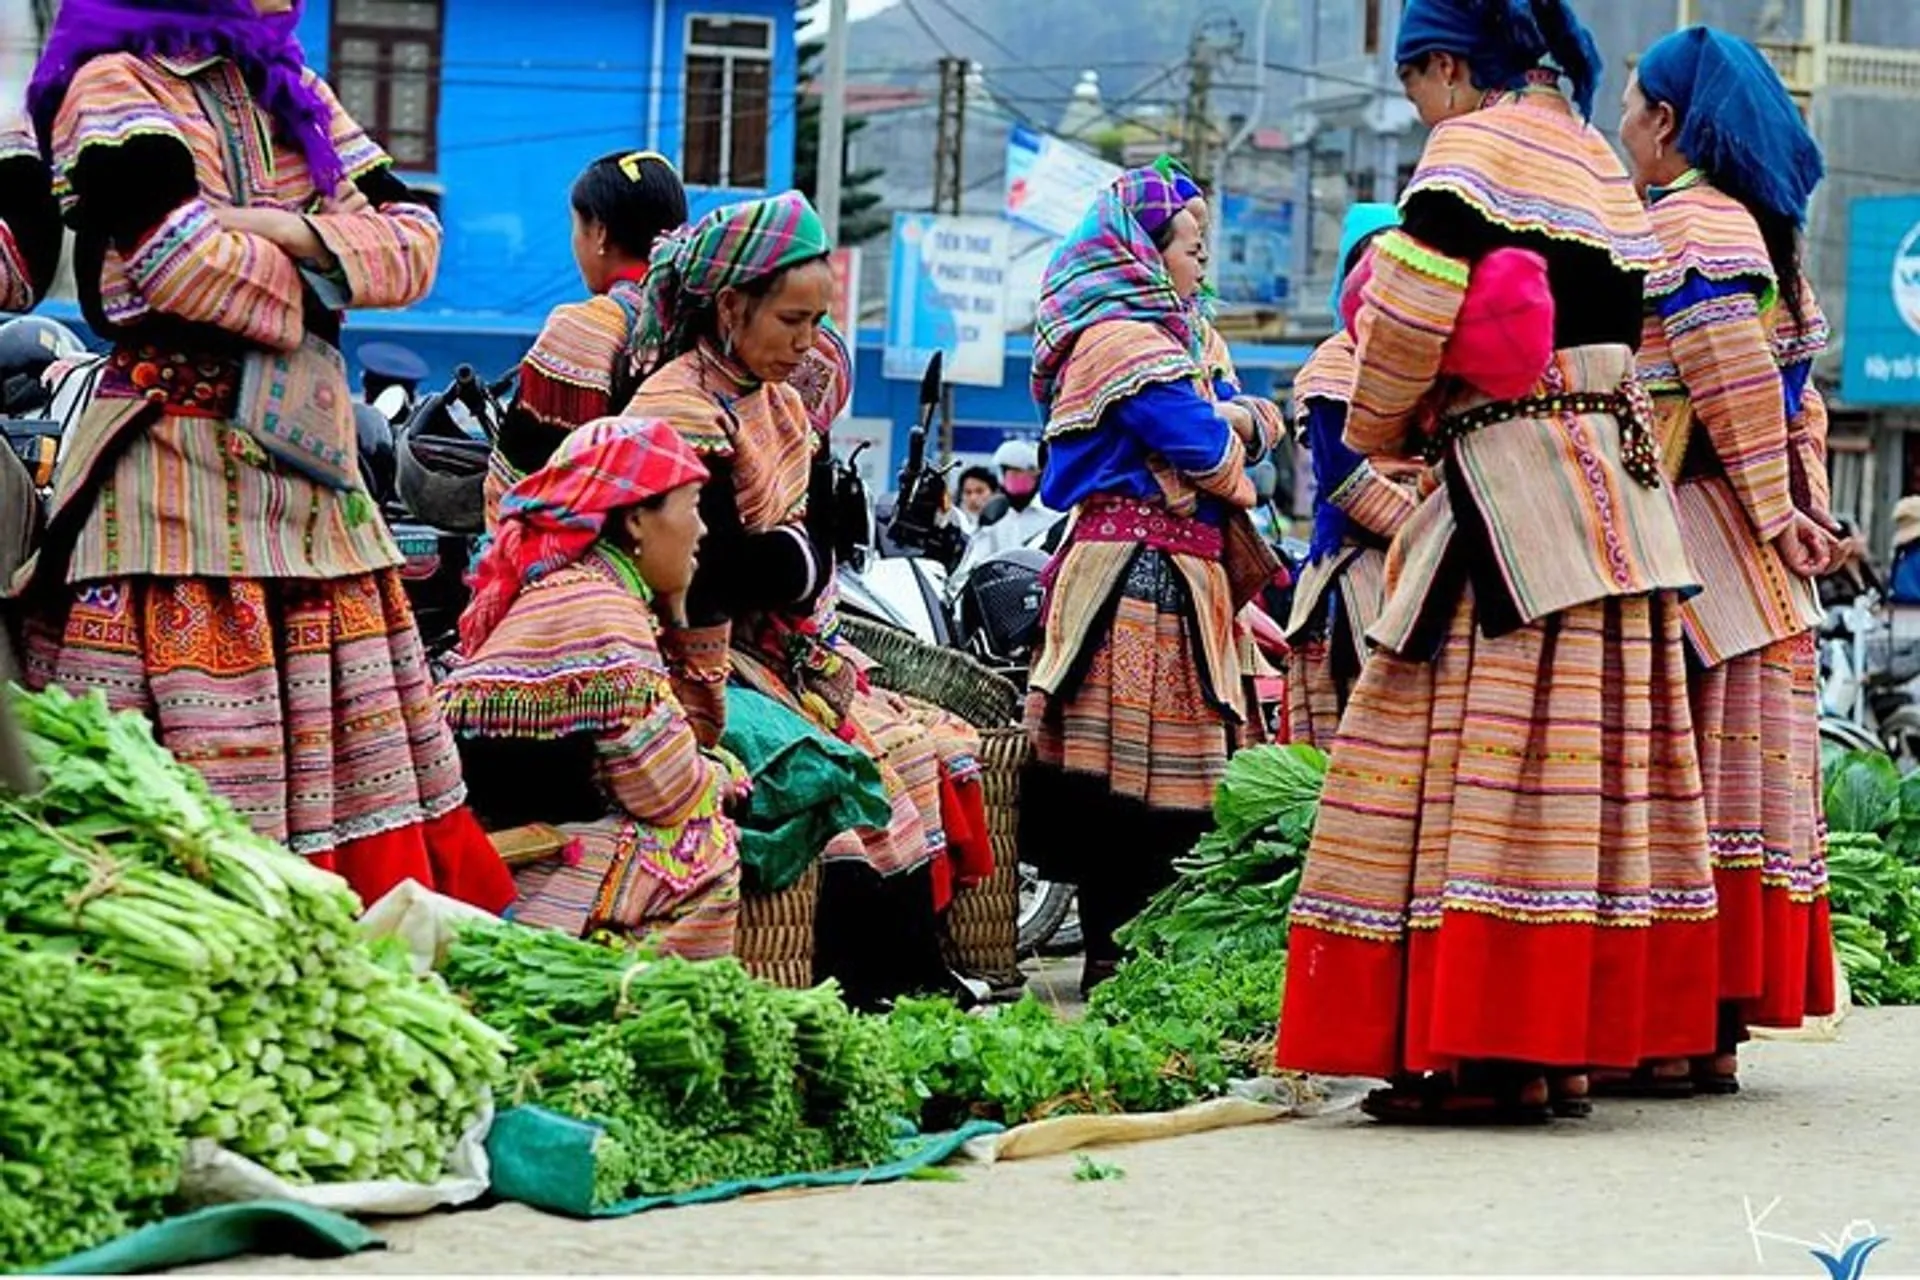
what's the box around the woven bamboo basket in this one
[835,615,1028,986]
[949,724,1027,985]
[837,615,1021,730]
[737,862,820,990]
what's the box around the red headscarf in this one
[460,417,708,654]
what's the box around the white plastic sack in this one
[177,1100,493,1217]
[958,1075,1366,1165]
[176,882,503,1216]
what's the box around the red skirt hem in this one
[1277,913,1720,1077]
[311,806,516,915]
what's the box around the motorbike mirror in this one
[845,440,871,468]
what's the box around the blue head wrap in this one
[1330,203,1401,317]
[1395,0,1603,120]
[1636,26,1824,226]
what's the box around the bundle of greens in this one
[884,949,1288,1129]
[442,923,903,1206]
[1818,750,1920,1004]
[2,686,510,1190]
[0,945,182,1271]
[1118,745,1326,961]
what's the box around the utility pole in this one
[815,0,850,237]
[931,55,967,459]
[1182,33,1216,187]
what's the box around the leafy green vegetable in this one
[1073,1155,1125,1182]
[443,923,903,1204]
[0,945,182,1271]
[2,686,508,1196]
[1211,745,1327,850]
[1825,750,1902,834]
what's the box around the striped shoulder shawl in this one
[439,556,670,740]
[1042,319,1202,441]
[1405,89,1662,276]
[1291,332,1357,425]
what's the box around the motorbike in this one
[1817,557,1920,768]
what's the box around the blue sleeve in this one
[1306,398,1366,505]
[1108,381,1236,478]
[1651,270,1768,322]
[1780,359,1813,421]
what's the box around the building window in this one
[683,15,774,189]
[1363,0,1382,55]
[329,0,443,171]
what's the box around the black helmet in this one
[959,547,1049,666]
[0,316,85,415]
[354,401,398,508]
[394,389,490,534]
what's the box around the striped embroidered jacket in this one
[23,52,442,590]
[1638,175,1825,667]
[1347,86,1696,657]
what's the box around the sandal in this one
[1360,1067,1553,1127]
[1548,1071,1592,1119]
[1691,1052,1740,1096]
[1589,1061,1696,1100]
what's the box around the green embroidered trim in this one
[1374,230,1471,290]
[589,542,655,604]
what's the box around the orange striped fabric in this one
[1641,182,1794,540]
[1791,384,1832,523]
[1347,231,1470,456]
[627,346,817,532]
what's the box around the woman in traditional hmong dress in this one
[0,116,62,314]
[625,191,990,1007]
[1023,168,1279,996]
[1613,26,1839,1095]
[1275,0,1720,1123]
[1285,204,1419,752]
[482,151,687,532]
[14,0,513,913]
[441,418,745,956]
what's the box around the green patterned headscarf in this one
[639,190,832,363]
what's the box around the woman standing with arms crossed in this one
[1023,168,1276,995]
[1276,0,1717,1123]
[15,0,512,912]
[1612,26,1838,1095]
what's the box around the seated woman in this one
[484,151,688,532]
[440,417,745,956]
[626,191,990,1006]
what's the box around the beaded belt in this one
[1074,494,1225,561]
[97,344,242,419]
[1426,387,1663,489]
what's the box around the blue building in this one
[294,0,800,324]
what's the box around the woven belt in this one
[1426,388,1663,489]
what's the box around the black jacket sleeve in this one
[0,152,63,306]
[683,455,826,628]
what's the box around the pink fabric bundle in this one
[1342,245,1555,402]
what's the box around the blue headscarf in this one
[1636,26,1824,226]
[1330,203,1401,317]
[1395,0,1603,120]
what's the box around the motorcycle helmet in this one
[354,401,398,509]
[0,316,85,415]
[959,546,1049,666]
[394,389,491,535]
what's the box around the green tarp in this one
[720,686,891,892]
[486,1105,1001,1218]
[36,1201,381,1276]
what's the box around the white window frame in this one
[682,12,776,188]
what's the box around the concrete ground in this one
[196,1001,1916,1276]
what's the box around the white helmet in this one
[992,439,1040,472]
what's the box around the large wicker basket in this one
[737,862,820,989]
[835,615,1028,987]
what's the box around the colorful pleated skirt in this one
[1279,587,1720,1077]
[25,569,515,914]
[1690,631,1837,1029]
[512,819,743,960]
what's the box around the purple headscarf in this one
[28,0,345,192]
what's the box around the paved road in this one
[198,1006,1910,1275]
